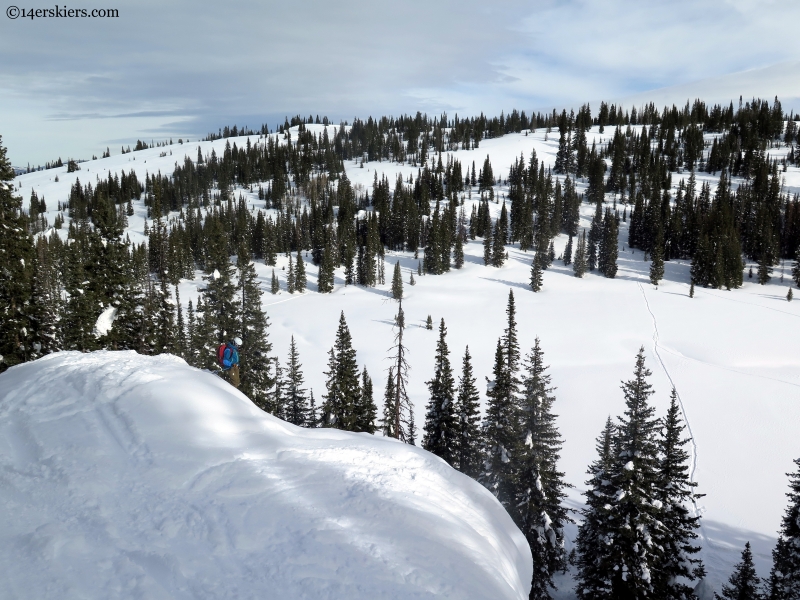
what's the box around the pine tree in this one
[650,227,665,285]
[716,543,765,600]
[295,251,307,292]
[426,314,433,330]
[530,253,543,292]
[271,268,279,294]
[287,253,296,293]
[381,367,397,438]
[690,281,695,298]
[237,240,274,409]
[607,348,664,597]
[576,417,617,600]
[422,319,458,466]
[766,458,800,599]
[453,233,465,269]
[656,389,705,599]
[601,209,619,278]
[483,220,493,265]
[321,311,361,431]
[353,367,377,433]
[792,247,800,287]
[480,290,521,509]
[492,218,507,267]
[391,260,403,300]
[284,336,309,426]
[563,235,573,266]
[573,230,588,278]
[154,276,176,354]
[516,338,571,599]
[455,346,482,478]
[386,300,413,442]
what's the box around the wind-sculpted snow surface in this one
[0,351,532,599]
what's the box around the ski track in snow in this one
[637,282,713,554]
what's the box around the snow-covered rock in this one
[0,351,532,599]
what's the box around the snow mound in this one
[0,351,531,599]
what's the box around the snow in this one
[94,305,118,338]
[11,124,800,595]
[0,351,532,599]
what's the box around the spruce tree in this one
[287,253,296,293]
[788,288,794,302]
[516,338,571,599]
[295,251,307,292]
[453,233,465,269]
[271,268,279,294]
[716,543,765,600]
[767,458,800,599]
[422,319,458,466]
[530,253,543,292]
[573,229,588,278]
[607,348,664,598]
[563,235,573,266]
[321,311,361,431]
[656,389,705,599]
[492,218,507,267]
[391,260,403,300]
[479,290,521,509]
[386,300,413,442]
[483,221,493,265]
[601,208,619,278]
[284,336,309,426]
[792,247,800,287]
[650,227,665,285]
[576,417,618,599]
[0,136,34,372]
[354,367,377,433]
[381,367,397,438]
[237,240,274,409]
[455,346,482,478]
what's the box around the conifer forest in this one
[2,97,800,599]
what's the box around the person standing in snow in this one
[218,337,242,388]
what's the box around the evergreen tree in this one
[287,253,296,293]
[516,338,571,599]
[767,458,800,600]
[608,348,664,597]
[453,232,465,269]
[295,251,307,292]
[284,336,309,426]
[455,346,482,478]
[788,288,794,302]
[600,208,619,278]
[386,300,413,442]
[381,367,397,438]
[577,348,665,598]
[237,240,274,409]
[492,218,507,267]
[422,319,458,466]
[716,543,765,600]
[792,247,800,287]
[480,290,521,510]
[573,230,588,278]
[530,253,543,292]
[154,277,176,354]
[391,260,403,300]
[0,135,34,372]
[354,367,377,433]
[321,311,361,431]
[483,220,493,265]
[656,389,705,599]
[271,268,279,294]
[575,417,617,600]
[563,235,573,266]
[650,227,665,285]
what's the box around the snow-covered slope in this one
[0,351,532,599]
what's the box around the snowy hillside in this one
[0,351,532,599]
[10,121,800,596]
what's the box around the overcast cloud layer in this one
[1,0,800,164]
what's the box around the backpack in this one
[217,344,228,368]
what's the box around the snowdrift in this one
[0,351,531,599]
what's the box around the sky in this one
[2,0,800,165]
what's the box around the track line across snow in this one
[637,283,699,483]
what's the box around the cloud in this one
[1,0,799,164]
